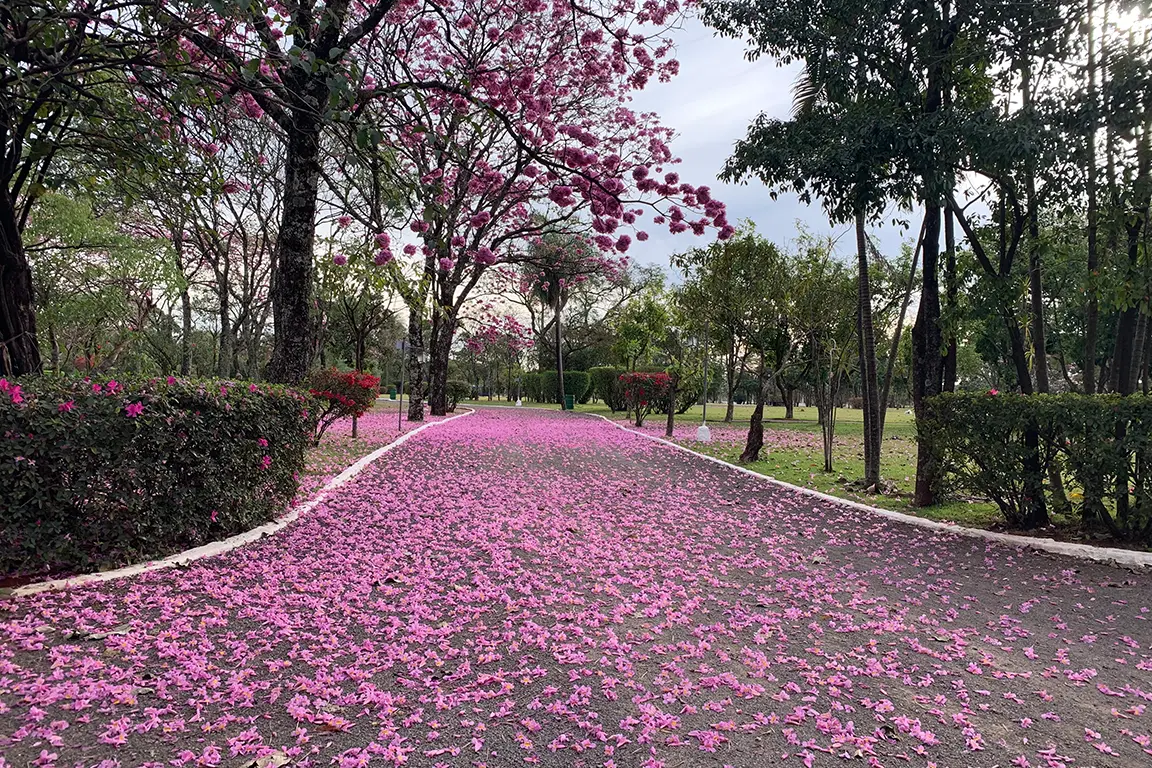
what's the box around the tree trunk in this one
[554,295,566,407]
[428,307,454,416]
[180,288,193,375]
[943,208,958,392]
[266,118,322,384]
[354,332,366,372]
[1131,312,1148,395]
[1114,176,1150,395]
[217,289,233,378]
[1023,48,1050,394]
[247,306,268,380]
[912,0,956,507]
[48,324,59,373]
[1142,325,1152,395]
[665,370,678,438]
[1084,0,1100,395]
[855,210,882,488]
[779,382,794,419]
[0,192,41,377]
[880,221,923,436]
[912,205,944,507]
[741,359,768,463]
[406,308,426,422]
[724,339,736,422]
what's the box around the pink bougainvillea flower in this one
[124,401,144,418]
[57,400,75,413]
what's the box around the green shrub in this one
[590,366,627,411]
[578,372,594,404]
[446,379,471,412]
[568,371,590,404]
[539,370,591,404]
[540,370,559,402]
[0,376,317,579]
[920,391,1152,542]
[307,368,379,442]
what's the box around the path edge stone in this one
[11,409,476,597]
[590,413,1152,569]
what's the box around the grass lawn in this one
[462,397,1009,529]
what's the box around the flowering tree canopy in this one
[163,0,729,385]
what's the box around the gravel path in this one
[2,408,1149,768]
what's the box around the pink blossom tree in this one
[457,309,535,400]
[172,0,716,386]
[347,0,731,414]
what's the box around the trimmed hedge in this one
[522,372,542,402]
[578,376,594,404]
[539,370,591,405]
[920,391,1152,542]
[0,376,317,578]
[590,366,627,411]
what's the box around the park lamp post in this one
[693,320,712,443]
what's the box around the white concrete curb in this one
[589,414,1152,570]
[11,409,475,597]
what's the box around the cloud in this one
[625,18,918,272]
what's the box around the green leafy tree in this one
[0,0,189,376]
[612,286,670,372]
[788,237,857,473]
[26,194,174,375]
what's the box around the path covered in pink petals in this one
[2,409,1150,768]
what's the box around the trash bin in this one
[564,394,575,411]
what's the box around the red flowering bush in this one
[619,371,672,427]
[308,369,380,443]
[0,376,317,579]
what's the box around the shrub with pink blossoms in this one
[0,376,317,579]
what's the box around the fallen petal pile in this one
[2,409,1149,767]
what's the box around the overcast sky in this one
[625,17,917,273]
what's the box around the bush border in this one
[9,409,475,597]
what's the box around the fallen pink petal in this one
[1,409,1149,767]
